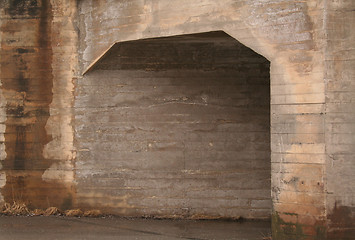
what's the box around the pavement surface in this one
[0,216,271,240]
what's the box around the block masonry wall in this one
[75,32,271,218]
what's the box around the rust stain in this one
[0,0,73,210]
[327,203,355,239]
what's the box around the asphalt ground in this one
[0,216,271,240]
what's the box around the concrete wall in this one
[324,1,355,239]
[0,0,77,209]
[0,0,354,239]
[75,32,271,218]
[77,1,330,239]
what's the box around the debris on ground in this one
[83,209,102,217]
[0,202,31,215]
[65,209,83,217]
[44,207,62,216]
[0,202,101,218]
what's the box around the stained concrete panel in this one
[75,32,271,219]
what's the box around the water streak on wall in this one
[0,0,73,209]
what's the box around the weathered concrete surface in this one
[0,0,77,209]
[77,1,330,239]
[75,31,271,219]
[0,0,353,239]
[41,0,78,191]
[0,216,271,240]
[324,1,355,239]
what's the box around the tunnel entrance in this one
[76,31,271,219]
